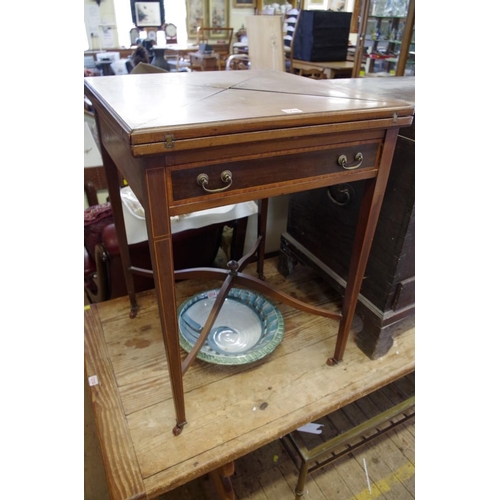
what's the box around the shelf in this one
[364,71,395,77]
[352,0,415,78]
[368,15,407,19]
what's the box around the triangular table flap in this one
[84,71,413,147]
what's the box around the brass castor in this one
[326,357,340,366]
[172,422,187,436]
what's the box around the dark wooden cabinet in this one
[279,77,415,360]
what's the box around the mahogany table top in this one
[83,71,414,149]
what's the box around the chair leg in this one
[84,243,110,303]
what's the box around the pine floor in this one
[157,374,415,500]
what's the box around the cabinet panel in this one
[278,77,415,360]
[352,0,415,77]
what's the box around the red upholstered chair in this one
[84,202,250,304]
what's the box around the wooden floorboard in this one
[156,399,415,500]
[154,373,415,500]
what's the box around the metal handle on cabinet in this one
[338,152,363,170]
[327,185,352,207]
[326,188,351,207]
[196,170,233,193]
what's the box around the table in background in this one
[84,257,415,500]
[292,59,354,78]
[163,43,199,70]
[189,51,220,71]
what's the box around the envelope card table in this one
[84,70,414,435]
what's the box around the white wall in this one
[244,196,290,255]
[84,0,257,49]
[84,0,120,50]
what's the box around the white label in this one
[88,375,99,386]
[282,108,304,114]
[207,290,218,299]
[297,423,324,434]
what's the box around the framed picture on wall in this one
[186,0,207,36]
[135,2,161,26]
[233,0,256,8]
[130,0,164,28]
[209,0,229,32]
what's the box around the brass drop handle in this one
[337,152,363,170]
[196,170,233,193]
[327,185,354,207]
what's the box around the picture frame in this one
[209,0,229,34]
[186,0,208,36]
[134,1,162,27]
[233,0,256,8]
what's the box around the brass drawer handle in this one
[338,152,363,170]
[196,170,233,193]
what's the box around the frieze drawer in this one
[169,140,382,206]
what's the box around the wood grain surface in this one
[85,257,414,499]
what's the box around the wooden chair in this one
[84,208,251,304]
[189,51,221,71]
[196,27,234,70]
[225,54,250,71]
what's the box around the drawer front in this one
[169,140,381,205]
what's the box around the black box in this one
[293,10,352,62]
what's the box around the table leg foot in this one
[326,357,340,366]
[172,421,187,436]
[129,305,139,319]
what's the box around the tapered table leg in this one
[97,122,138,317]
[328,128,399,365]
[144,168,187,434]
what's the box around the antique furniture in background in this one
[352,0,415,77]
[279,76,415,360]
[292,10,352,63]
[288,9,354,78]
[84,214,249,304]
[189,50,221,70]
[84,70,414,436]
[291,59,354,78]
[164,43,200,70]
[280,372,415,500]
[196,26,234,68]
